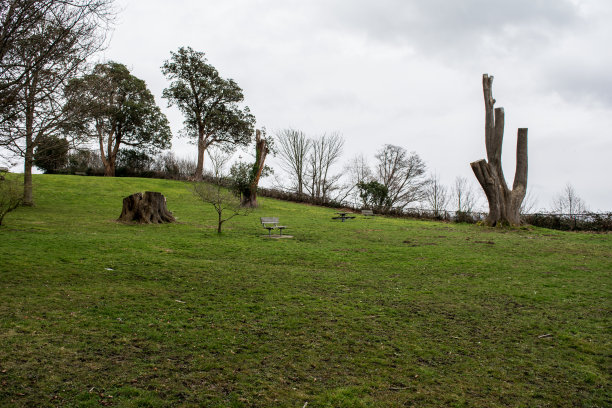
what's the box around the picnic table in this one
[332,211,356,222]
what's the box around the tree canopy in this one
[64,61,171,176]
[162,46,255,180]
[33,135,69,173]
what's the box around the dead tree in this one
[470,74,528,226]
[243,129,269,207]
[118,192,176,224]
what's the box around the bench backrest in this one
[260,217,279,225]
[362,209,374,215]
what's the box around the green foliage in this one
[357,180,390,210]
[161,47,255,149]
[0,175,611,407]
[33,135,69,173]
[229,161,251,199]
[64,62,172,174]
[229,160,273,201]
[116,149,153,173]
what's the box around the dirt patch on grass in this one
[403,239,437,247]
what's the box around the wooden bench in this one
[361,209,376,217]
[260,217,288,236]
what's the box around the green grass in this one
[1,174,610,407]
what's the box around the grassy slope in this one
[0,175,610,407]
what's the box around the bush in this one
[34,136,69,173]
[524,213,612,232]
[66,149,104,175]
[116,150,153,176]
[455,210,478,224]
[152,153,197,180]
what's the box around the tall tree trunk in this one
[104,160,115,177]
[194,129,205,181]
[23,141,34,206]
[470,74,528,226]
[242,129,268,207]
[23,91,34,206]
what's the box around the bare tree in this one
[552,184,588,215]
[343,154,373,206]
[192,182,250,234]
[276,128,310,195]
[375,144,426,210]
[305,132,344,202]
[0,0,114,205]
[519,189,538,215]
[1,1,113,125]
[206,147,232,179]
[423,173,449,216]
[452,176,477,213]
[470,74,528,226]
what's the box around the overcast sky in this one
[100,0,612,211]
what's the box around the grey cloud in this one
[315,0,582,57]
[544,64,612,107]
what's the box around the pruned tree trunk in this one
[242,129,269,207]
[470,74,528,226]
[118,192,176,224]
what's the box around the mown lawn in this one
[0,174,610,407]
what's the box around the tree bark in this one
[23,137,34,206]
[194,128,205,181]
[242,129,269,207]
[470,74,528,226]
[118,192,176,224]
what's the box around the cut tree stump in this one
[118,192,176,224]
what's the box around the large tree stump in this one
[470,74,528,227]
[118,192,176,224]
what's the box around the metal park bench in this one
[260,217,288,236]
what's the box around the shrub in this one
[34,136,69,173]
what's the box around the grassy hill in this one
[1,175,610,407]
